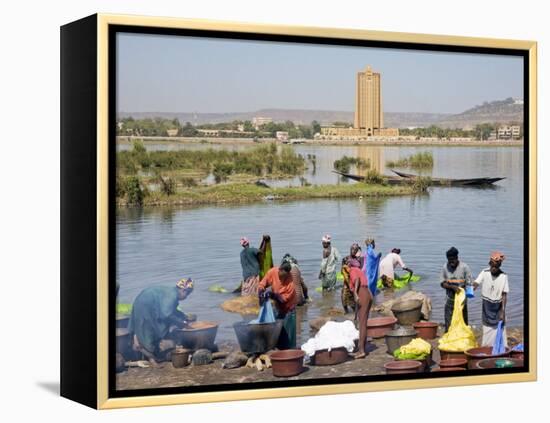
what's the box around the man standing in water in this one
[474,251,509,347]
[379,248,413,288]
[440,247,473,332]
[319,234,340,291]
[239,236,263,296]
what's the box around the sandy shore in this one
[116,136,523,147]
[115,325,523,391]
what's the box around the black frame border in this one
[107,24,530,400]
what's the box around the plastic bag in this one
[249,299,275,324]
[492,320,506,355]
[393,337,431,360]
[438,288,478,352]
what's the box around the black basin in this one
[233,319,283,353]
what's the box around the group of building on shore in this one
[124,234,510,366]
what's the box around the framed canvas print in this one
[60,14,537,409]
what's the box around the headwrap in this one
[240,236,249,247]
[365,237,375,246]
[490,251,506,263]
[350,243,362,257]
[446,247,459,259]
[281,253,298,265]
[176,278,194,290]
[348,257,362,268]
[322,234,332,243]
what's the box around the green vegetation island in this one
[116,141,425,207]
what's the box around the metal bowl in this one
[385,327,417,355]
[233,319,283,353]
[172,321,219,351]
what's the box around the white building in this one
[276,131,289,141]
[252,116,273,129]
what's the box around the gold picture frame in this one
[60,13,537,409]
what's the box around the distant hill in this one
[436,97,523,129]
[119,98,523,129]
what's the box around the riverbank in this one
[117,135,523,147]
[117,182,421,207]
[115,325,524,391]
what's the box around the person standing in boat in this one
[379,248,413,288]
[128,278,194,366]
[473,251,509,347]
[258,261,298,349]
[440,247,473,332]
[239,235,270,296]
[319,234,340,291]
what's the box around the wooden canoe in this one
[332,170,505,187]
[390,170,506,186]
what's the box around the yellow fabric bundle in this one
[399,337,432,356]
[438,288,478,352]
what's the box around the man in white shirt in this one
[379,248,413,288]
[473,251,509,347]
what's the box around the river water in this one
[116,143,525,345]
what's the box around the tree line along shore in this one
[116,117,524,145]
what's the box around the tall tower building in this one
[354,65,383,135]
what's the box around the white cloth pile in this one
[301,320,359,357]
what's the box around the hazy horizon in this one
[117,33,524,115]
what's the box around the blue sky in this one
[117,33,523,114]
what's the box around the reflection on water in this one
[116,144,525,345]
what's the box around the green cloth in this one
[376,274,421,290]
[259,238,273,279]
[128,286,180,353]
[277,309,296,349]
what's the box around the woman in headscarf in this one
[128,278,194,366]
[473,251,509,347]
[281,253,309,306]
[319,234,341,291]
[341,243,362,314]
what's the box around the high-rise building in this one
[354,65,383,135]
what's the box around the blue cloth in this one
[492,320,506,355]
[365,245,381,296]
[512,343,524,352]
[249,299,275,324]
